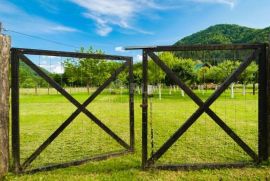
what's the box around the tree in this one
[239,62,258,95]
[164,58,196,86]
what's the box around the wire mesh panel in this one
[126,44,269,170]
[10,48,134,173]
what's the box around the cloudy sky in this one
[1,0,270,72]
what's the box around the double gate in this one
[10,44,270,173]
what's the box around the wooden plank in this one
[128,58,135,152]
[142,50,148,168]
[0,34,11,176]
[23,150,130,174]
[268,39,270,159]
[258,44,269,161]
[10,50,20,173]
[149,162,250,171]
[12,48,130,61]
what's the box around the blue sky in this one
[1,0,270,72]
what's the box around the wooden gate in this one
[127,44,269,170]
[10,48,134,173]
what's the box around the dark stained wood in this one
[148,162,251,171]
[12,48,130,61]
[142,50,149,169]
[11,49,21,173]
[258,44,269,161]
[128,58,135,152]
[23,150,130,174]
[267,38,270,158]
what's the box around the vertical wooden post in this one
[258,44,268,161]
[11,49,20,173]
[267,37,270,159]
[128,57,135,152]
[142,50,148,168]
[0,33,11,176]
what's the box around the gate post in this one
[0,28,11,176]
[142,49,148,168]
[11,49,20,173]
[258,43,269,161]
[128,57,135,152]
[267,37,270,159]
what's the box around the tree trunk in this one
[137,86,140,95]
[158,84,161,100]
[231,83,235,99]
[181,89,185,97]
[87,83,90,95]
[35,85,37,95]
[0,34,10,177]
[253,83,256,95]
[242,84,246,96]
[169,85,172,95]
[202,84,205,95]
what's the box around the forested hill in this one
[175,24,270,45]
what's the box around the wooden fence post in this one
[0,32,11,176]
[268,35,270,159]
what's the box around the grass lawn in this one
[4,87,270,181]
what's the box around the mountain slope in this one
[175,24,270,45]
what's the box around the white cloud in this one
[70,0,163,36]
[0,0,78,34]
[38,56,64,73]
[39,61,64,74]
[52,26,78,33]
[190,0,236,8]
[136,54,143,61]
[115,46,126,52]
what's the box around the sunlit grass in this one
[5,87,270,181]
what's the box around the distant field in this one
[6,86,270,181]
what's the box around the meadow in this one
[5,86,270,181]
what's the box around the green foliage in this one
[64,47,126,87]
[165,57,196,85]
[134,51,259,86]
[175,24,270,45]
[19,62,48,88]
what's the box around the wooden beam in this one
[258,44,268,161]
[11,48,130,61]
[267,37,270,160]
[0,34,11,176]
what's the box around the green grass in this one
[4,87,270,180]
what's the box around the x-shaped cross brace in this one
[146,49,261,166]
[18,54,131,170]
